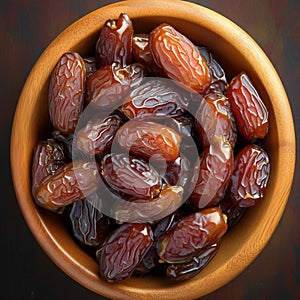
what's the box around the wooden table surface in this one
[2,0,299,299]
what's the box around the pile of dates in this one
[31,13,271,282]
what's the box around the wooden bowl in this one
[10,0,296,299]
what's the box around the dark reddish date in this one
[68,198,111,248]
[166,242,220,281]
[86,62,144,109]
[112,185,183,223]
[48,52,86,135]
[226,71,269,140]
[75,113,123,155]
[150,23,211,94]
[132,33,166,77]
[157,207,227,263]
[116,119,181,163]
[95,13,133,68]
[189,137,234,209]
[83,57,98,77]
[122,77,189,119]
[195,91,237,148]
[101,153,162,199]
[35,160,101,211]
[97,223,153,282]
[31,139,66,195]
[229,144,270,207]
[197,46,228,93]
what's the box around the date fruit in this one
[97,223,153,282]
[229,144,270,207]
[86,62,145,109]
[95,13,133,68]
[101,153,162,199]
[35,160,101,211]
[226,71,269,140]
[48,52,86,135]
[195,91,237,148]
[122,77,189,119]
[150,23,211,94]
[116,119,181,163]
[157,207,227,263]
[189,136,234,209]
[112,185,183,223]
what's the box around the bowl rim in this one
[10,0,296,299]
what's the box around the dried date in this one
[122,77,189,119]
[101,153,162,199]
[226,71,269,140]
[166,242,220,281]
[157,207,227,263]
[86,62,144,109]
[95,13,133,68]
[83,57,98,77]
[195,91,237,148]
[35,160,101,211]
[229,144,270,207]
[116,119,181,163]
[97,223,153,282]
[48,52,86,135]
[189,136,234,209]
[150,23,211,94]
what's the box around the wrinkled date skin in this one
[75,113,123,155]
[95,13,133,68]
[35,160,101,211]
[157,207,227,263]
[229,144,270,207]
[101,153,162,199]
[226,71,269,140]
[48,52,86,135]
[97,223,153,282]
[189,137,234,209]
[112,185,183,224]
[197,46,228,93]
[31,139,66,195]
[86,62,145,109]
[116,119,181,163]
[166,242,220,281]
[68,198,111,248]
[132,33,166,77]
[122,77,189,119]
[150,23,211,94]
[195,91,237,148]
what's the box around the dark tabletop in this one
[2,0,299,299]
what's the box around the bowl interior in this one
[11,1,295,299]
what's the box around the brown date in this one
[48,52,86,135]
[95,13,133,68]
[226,71,269,140]
[86,62,145,109]
[150,23,211,94]
[197,46,228,93]
[68,197,111,248]
[166,242,220,281]
[97,223,153,282]
[31,139,66,196]
[195,91,237,148]
[189,136,234,209]
[75,113,123,155]
[35,160,101,211]
[112,185,183,224]
[229,144,270,207]
[157,207,227,263]
[122,77,189,119]
[101,153,162,199]
[83,57,98,77]
[132,33,166,77]
[116,119,181,163]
